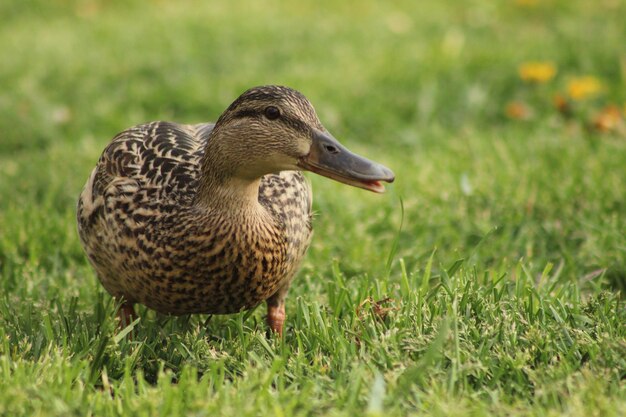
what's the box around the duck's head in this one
[210,85,394,193]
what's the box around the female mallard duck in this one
[77,85,394,335]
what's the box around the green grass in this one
[1,0,625,415]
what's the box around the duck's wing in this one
[93,122,208,196]
[77,121,213,230]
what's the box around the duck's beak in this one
[298,129,395,193]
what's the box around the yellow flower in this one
[567,76,604,100]
[518,62,557,83]
[505,101,531,120]
[552,93,570,115]
[593,105,622,133]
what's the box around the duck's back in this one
[77,121,313,314]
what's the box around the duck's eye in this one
[264,106,281,120]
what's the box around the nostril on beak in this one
[323,144,339,154]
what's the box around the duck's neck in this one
[196,174,262,212]
[195,133,263,212]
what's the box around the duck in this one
[77,85,394,335]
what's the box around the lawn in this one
[0,0,625,415]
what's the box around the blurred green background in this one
[0,0,624,416]
[2,0,624,286]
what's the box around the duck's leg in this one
[266,288,289,336]
[117,301,137,329]
[267,302,286,336]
